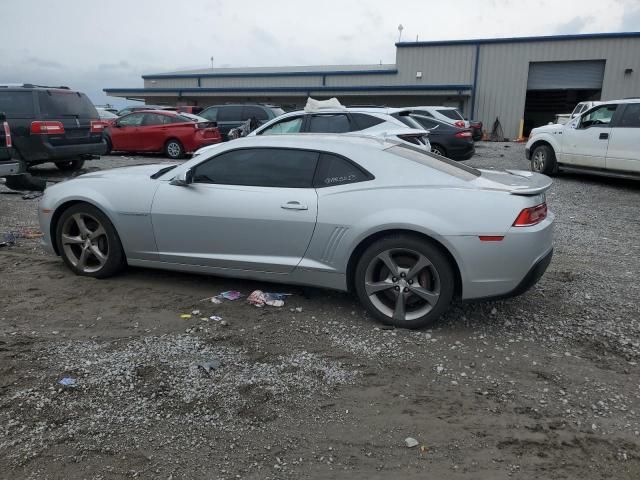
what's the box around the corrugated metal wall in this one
[475,37,640,138]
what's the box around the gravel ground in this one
[1,144,639,479]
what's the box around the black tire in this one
[56,159,85,171]
[431,144,447,157]
[104,136,113,155]
[530,144,557,175]
[165,139,184,159]
[55,203,126,278]
[4,174,47,191]
[354,235,455,329]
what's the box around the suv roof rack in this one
[0,83,70,90]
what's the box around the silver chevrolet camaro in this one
[38,134,554,328]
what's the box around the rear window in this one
[0,91,35,116]
[243,106,269,121]
[437,109,464,121]
[38,91,98,118]
[351,113,385,130]
[313,153,372,187]
[386,143,480,180]
[307,114,351,133]
[269,107,285,117]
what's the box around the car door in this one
[150,147,319,273]
[110,112,145,151]
[606,103,640,173]
[559,104,617,168]
[139,113,172,151]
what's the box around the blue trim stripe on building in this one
[396,31,640,48]
[104,84,473,94]
[142,69,399,80]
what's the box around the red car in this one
[105,110,221,159]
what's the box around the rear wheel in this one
[56,203,125,278]
[530,144,557,175]
[165,139,184,159]
[431,144,447,157]
[354,235,455,329]
[55,159,85,171]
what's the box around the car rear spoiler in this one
[504,170,553,196]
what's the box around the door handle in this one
[281,201,308,210]
[599,133,609,140]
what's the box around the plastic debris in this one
[405,437,419,448]
[180,314,192,320]
[22,191,44,200]
[191,309,201,316]
[59,377,77,387]
[196,359,222,374]
[304,97,346,112]
[2,232,17,246]
[220,291,243,301]
[210,297,222,304]
[209,315,222,321]
[294,307,303,313]
[248,291,290,307]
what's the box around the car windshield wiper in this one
[150,165,177,179]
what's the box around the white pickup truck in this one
[526,99,640,179]
[554,101,603,125]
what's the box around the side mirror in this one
[170,169,193,186]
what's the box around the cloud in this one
[620,4,640,31]
[553,16,596,34]
[25,57,64,69]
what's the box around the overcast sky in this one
[2,0,639,107]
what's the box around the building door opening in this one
[524,89,601,135]
[523,60,605,136]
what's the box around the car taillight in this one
[513,203,548,227]
[30,121,65,134]
[3,121,11,147]
[454,120,466,128]
[454,130,472,138]
[90,120,106,133]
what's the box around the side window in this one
[200,107,218,121]
[350,113,385,131]
[243,106,269,121]
[259,116,304,135]
[217,106,244,122]
[142,113,168,126]
[313,153,372,188]
[414,110,434,118]
[580,105,617,128]
[0,91,35,117]
[193,148,319,188]
[307,114,351,133]
[118,113,145,126]
[618,104,640,128]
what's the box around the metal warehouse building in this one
[105,32,640,139]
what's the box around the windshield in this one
[386,143,480,180]
[437,109,464,121]
[38,90,98,118]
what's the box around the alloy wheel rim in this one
[61,213,109,273]
[167,142,180,157]
[364,248,440,322]
[533,151,546,171]
[432,147,444,156]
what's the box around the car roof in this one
[226,132,393,150]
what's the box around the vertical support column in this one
[470,43,480,119]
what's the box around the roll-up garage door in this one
[527,60,605,90]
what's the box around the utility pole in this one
[398,24,404,42]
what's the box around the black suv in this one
[0,84,107,173]
[199,104,284,140]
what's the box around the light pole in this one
[398,24,404,43]
[210,56,214,69]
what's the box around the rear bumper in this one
[186,137,222,154]
[19,137,107,162]
[448,212,554,300]
[449,142,475,161]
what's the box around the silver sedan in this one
[38,134,554,328]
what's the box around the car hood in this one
[76,163,178,180]
[474,169,552,195]
[530,123,563,136]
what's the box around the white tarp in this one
[304,97,346,113]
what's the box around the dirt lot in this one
[1,143,639,480]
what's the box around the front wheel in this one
[165,139,184,159]
[530,144,557,175]
[354,235,455,329]
[56,203,126,278]
[55,159,85,171]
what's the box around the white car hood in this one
[76,163,178,180]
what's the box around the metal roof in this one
[396,31,640,47]
[144,64,398,79]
